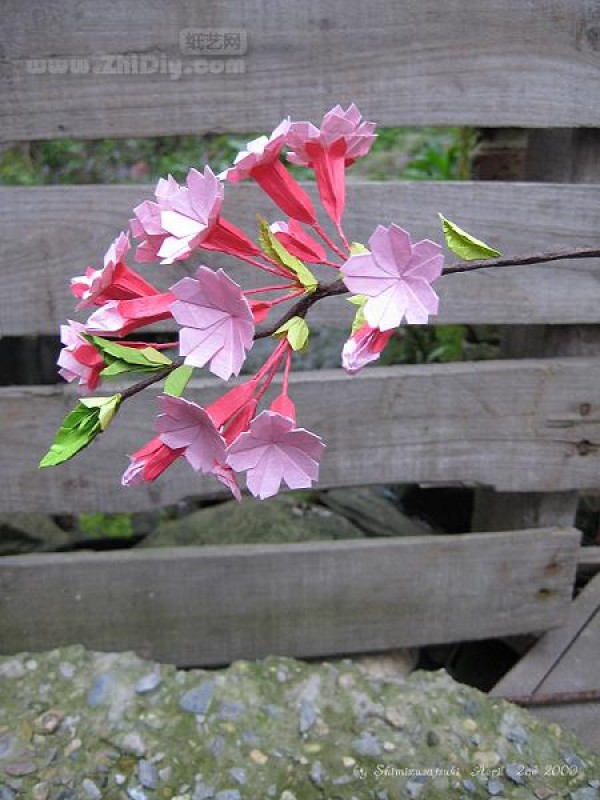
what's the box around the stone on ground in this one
[1,646,599,799]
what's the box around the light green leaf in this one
[347,295,369,334]
[164,365,194,397]
[39,393,121,467]
[350,242,369,255]
[80,394,122,430]
[86,335,172,377]
[274,316,310,352]
[438,213,501,261]
[257,217,318,294]
[347,294,368,307]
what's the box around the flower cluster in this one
[47,103,446,500]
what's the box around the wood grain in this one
[2,181,600,335]
[492,573,600,754]
[2,357,600,512]
[3,1,600,140]
[0,528,579,665]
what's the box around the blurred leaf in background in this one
[78,512,134,540]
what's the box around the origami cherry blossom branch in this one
[41,102,600,501]
[94,239,600,405]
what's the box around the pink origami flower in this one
[286,104,376,226]
[211,462,242,502]
[71,232,161,310]
[156,394,226,473]
[170,266,255,380]
[131,175,181,262]
[121,436,184,486]
[131,167,260,265]
[85,293,175,337]
[270,220,326,264]
[221,119,291,181]
[341,323,394,375]
[342,224,443,331]
[220,119,316,225]
[57,320,105,392]
[226,410,325,499]
[287,104,376,167]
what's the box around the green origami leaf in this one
[39,394,122,468]
[86,335,172,377]
[350,241,369,255]
[80,394,122,430]
[257,217,318,294]
[348,295,369,334]
[274,316,310,352]
[438,213,501,261]
[164,365,194,397]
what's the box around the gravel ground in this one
[1,646,599,799]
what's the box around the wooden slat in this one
[2,1,600,140]
[578,546,600,570]
[2,181,600,335]
[1,357,599,513]
[472,128,600,539]
[492,573,600,754]
[0,528,579,666]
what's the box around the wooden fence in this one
[0,0,599,665]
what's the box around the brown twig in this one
[119,362,182,401]
[498,688,600,707]
[116,244,600,401]
[442,246,600,275]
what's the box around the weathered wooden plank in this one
[578,546,600,570]
[473,490,580,532]
[0,528,579,666]
[472,127,600,535]
[2,1,600,139]
[1,357,599,512]
[492,573,600,754]
[2,181,600,335]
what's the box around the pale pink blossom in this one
[170,266,255,380]
[57,320,105,392]
[211,462,242,501]
[220,119,316,225]
[341,323,394,375]
[131,175,181,262]
[342,224,443,331]
[220,119,291,182]
[156,394,226,473]
[286,104,376,226]
[122,436,184,486]
[71,232,160,309]
[270,220,326,263]
[156,167,223,263]
[287,104,376,166]
[85,293,175,337]
[131,167,260,264]
[226,410,325,499]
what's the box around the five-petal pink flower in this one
[156,394,227,473]
[220,119,291,182]
[342,224,444,331]
[71,232,159,310]
[270,219,326,264]
[226,410,325,499]
[341,323,394,375]
[286,104,376,226]
[170,266,255,381]
[85,293,175,337]
[57,320,105,392]
[131,167,260,265]
[121,436,184,486]
[287,103,376,167]
[220,119,317,225]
